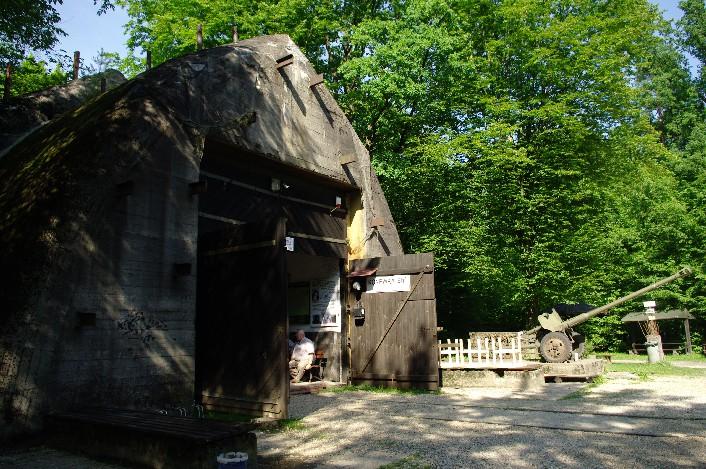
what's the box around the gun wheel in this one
[540,332,572,363]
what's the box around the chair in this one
[305,351,327,382]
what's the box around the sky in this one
[52,0,694,72]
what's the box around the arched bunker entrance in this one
[195,138,357,418]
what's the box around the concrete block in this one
[541,359,605,380]
[441,368,545,390]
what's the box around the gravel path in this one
[0,446,130,469]
[258,375,706,468]
[2,375,704,468]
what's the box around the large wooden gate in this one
[196,217,288,418]
[349,253,438,390]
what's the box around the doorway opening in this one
[194,138,357,418]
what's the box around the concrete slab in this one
[541,359,605,382]
[442,368,545,390]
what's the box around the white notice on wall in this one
[365,275,411,293]
[310,275,341,331]
[285,237,294,252]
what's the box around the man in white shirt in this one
[289,330,315,383]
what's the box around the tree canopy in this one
[7,0,706,350]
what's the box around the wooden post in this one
[3,63,10,102]
[684,319,693,354]
[146,50,152,70]
[232,24,239,43]
[196,24,203,50]
[100,77,106,92]
[73,51,80,80]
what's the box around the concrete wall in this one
[1,34,404,437]
[1,93,200,438]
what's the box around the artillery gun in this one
[525,268,693,363]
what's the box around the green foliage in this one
[326,384,438,395]
[607,361,706,377]
[262,417,305,433]
[608,352,706,361]
[10,54,67,96]
[0,0,64,64]
[105,0,706,351]
[560,375,606,400]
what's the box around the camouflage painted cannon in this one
[525,267,693,363]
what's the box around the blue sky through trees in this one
[51,1,694,72]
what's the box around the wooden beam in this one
[232,24,239,43]
[100,77,106,93]
[339,153,357,165]
[196,24,203,50]
[275,54,294,69]
[146,50,152,70]
[309,73,324,88]
[684,319,692,354]
[198,212,246,226]
[189,180,208,195]
[3,63,10,102]
[371,217,385,227]
[73,51,80,80]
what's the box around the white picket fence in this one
[439,332,524,369]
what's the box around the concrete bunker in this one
[0,34,438,439]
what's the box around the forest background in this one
[3,0,706,352]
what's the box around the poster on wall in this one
[310,275,341,331]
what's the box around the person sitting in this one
[289,330,314,383]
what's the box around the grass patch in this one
[262,418,305,433]
[379,454,431,469]
[607,362,706,378]
[326,384,439,395]
[560,375,606,400]
[606,352,706,362]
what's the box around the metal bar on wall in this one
[200,170,347,213]
[288,232,347,245]
[198,211,247,225]
[203,240,277,256]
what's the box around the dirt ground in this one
[2,373,705,468]
[258,373,706,468]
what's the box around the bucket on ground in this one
[646,341,661,363]
[217,451,248,469]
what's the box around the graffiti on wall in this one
[116,311,167,346]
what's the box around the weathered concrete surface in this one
[541,359,605,380]
[0,69,126,154]
[442,369,545,390]
[0,35,403,439]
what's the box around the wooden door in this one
[349,253,438,390]
[196,217,288,418]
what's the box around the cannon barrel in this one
[561,267,692,329]
[526,267,693,336]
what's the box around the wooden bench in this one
[45,407,257,469]
[631,342,684,355]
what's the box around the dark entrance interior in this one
[195,139,356,417]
